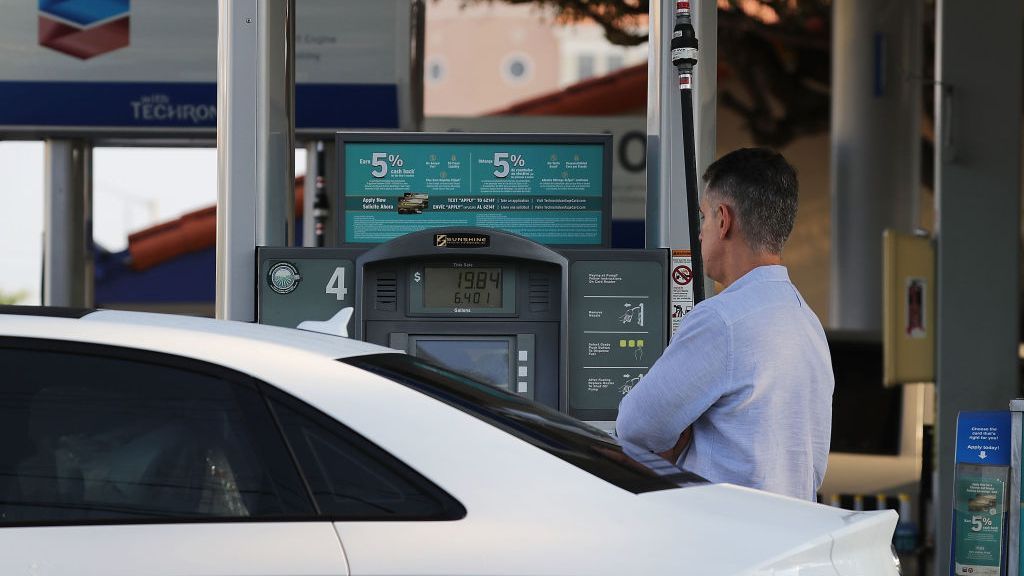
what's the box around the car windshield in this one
[343,353,706,494]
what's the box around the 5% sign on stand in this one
[369,153,404,178]
[493,152,525,178]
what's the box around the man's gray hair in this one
[701,147,798,255]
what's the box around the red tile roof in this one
[491,63,648,115]
[127,176,305,271]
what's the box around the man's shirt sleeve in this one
[615,303,731,453]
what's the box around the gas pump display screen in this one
[336,132,612,247]
[424,267,502,308]
[412,337,513,391]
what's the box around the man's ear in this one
[718,203,733,239]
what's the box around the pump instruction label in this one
[569,261,665,412]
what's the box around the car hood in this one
[640,483,899,575]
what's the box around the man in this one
[615,148,833,501]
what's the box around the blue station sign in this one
[0,0,411,136]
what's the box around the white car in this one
[0,307,900,576]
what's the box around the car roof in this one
[0,305,396,361]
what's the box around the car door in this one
[260,386,468,576]
[0,339,349,576]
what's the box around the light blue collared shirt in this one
[616,265,833,500]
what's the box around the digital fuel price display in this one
[337,132,612,247]
[408,262,517,315]
[424,267,503,308]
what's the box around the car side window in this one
[0,343,314,525]
[266,390,465,520]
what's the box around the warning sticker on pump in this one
[670,250,695,335]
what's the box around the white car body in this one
[0,309,899,575]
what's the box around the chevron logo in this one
[38,0,130,60]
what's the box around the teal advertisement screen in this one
[338,135,610,246]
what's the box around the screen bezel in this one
[335,131,613,248]
[408,261,517,316]
[408,335,516,393]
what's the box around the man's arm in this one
[615,305,729,454]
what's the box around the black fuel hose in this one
[671,1,705,303]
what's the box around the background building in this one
[424,0,646,116]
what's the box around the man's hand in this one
[657,426,692,464]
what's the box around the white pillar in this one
[216,0,295,321]
[43,139,91,307]
[829,0,922,331]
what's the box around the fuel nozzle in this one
[671,1,699,76]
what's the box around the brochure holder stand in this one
[953,410,1012,575]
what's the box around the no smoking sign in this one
[670,250,695,335]
[672,265,692,286]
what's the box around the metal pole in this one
[43,139,89,308]
[409,0,426,131]
[303,141,318,247]
[216,0,294,321]
[256,0,295,248]
[645,0,679,251]
[1009,400,1023,576]
[82,145,94,307]
[646,0,715,295]
[216,0,258,321]
[672,1,705,304]
[321,139,337,245]
[303,141,331,248]
[312,144,329,247]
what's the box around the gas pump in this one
[257,131,671,430]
